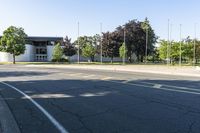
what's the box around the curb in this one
[0,95,21,133]
[26,64,200,78]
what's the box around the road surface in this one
[0,65,200,133]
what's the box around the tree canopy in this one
[0,26,27,64]
[52,43,63,62]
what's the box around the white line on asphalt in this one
[153,84,162,89]
[82,74,95,78]
[101,77,113,80]
[68,73,83,76]
[139,81,200,92]
[1,82,69,133]
[107,80,200,95]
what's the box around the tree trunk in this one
[13,53,16,64]
[141,56,144,62]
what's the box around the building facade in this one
[0,36,63,62]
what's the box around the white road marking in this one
[139,81,200,92]
[82,74,95,78]
[153,84,162,89]
[101,77,113,80]
[1,82,69,133]
[107,80,200,95]
[68,73,83,76]
[122,80,131,84]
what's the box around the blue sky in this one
[0,0,200,41]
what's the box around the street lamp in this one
[167,19,170,66]
[145,27,148,64]
[123,28,126,65]
[100,23,103,64]
[193,23,197,66]
[169,23,172,64]
[77,22,80,64]
[179,24,182,66]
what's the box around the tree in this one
[0,26,27,64]
[82,43,96,62]
[119,43,128,59]
[101,19,157,63]
[102,32,120,63]
[158,40,168,61]
[63,36,76,56]
[52,43,63,62]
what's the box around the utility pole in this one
[167,19,170,66]
[179,24,182,66]
[193,23,197,66]
[169,23,172,64]
[145,27,148,64]
[77,22,80,64]
[100,23,103,64]
[123,28,126,65]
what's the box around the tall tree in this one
[63,36,76,56]
[0,26,27,64]
[52,43,63,62]
[119,42,128,59]
[82,43,96,62]
[102,32,120,63]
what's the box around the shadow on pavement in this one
[0,79,200,133]
[0,71,51,78]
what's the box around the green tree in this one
[52,43,63,62]
[102,31,120,63]
[119,43,128,59]
[0,26,27,64]
[158,40,168,60]
[82,43,96,62]
[63,36,76,56]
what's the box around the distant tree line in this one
[64,18,158,63]
[158,37,200,64]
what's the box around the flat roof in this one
[26,36,63,41]
[0,36,63,41]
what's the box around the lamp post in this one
[169,23,172,64]
[167,19,170,65]
[145,27,148,64]
[123,28,126,65]
[193,23,197,65]
[179,24,182,66]
[100,23,103,64]
[77,22,80,64]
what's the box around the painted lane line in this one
[82,75,95,78]
[1,82,69,133]
[139,81,200,92]
[107,80,200,95]
[153,84,162,89]
[101,77,113,80]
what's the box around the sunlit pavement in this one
[0,65,200,133]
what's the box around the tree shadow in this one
[0,79,200,133]
[0,71,51,78]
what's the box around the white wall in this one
[47,46,54,61]
[69,54,123,62]
[0,44,35,62]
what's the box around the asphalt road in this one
[0,65,200,133]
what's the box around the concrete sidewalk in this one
[26,64,200,78]
[0,95,20,133]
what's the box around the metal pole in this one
[100,23,103,64]
[169,23,172,64]
[78,22,80,64]
[167,19,170,65]
[193,23,197,65]
[123,28,126,65]
[179,24,182,66]
[145,28,148,64]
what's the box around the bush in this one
[51,58,68,63]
